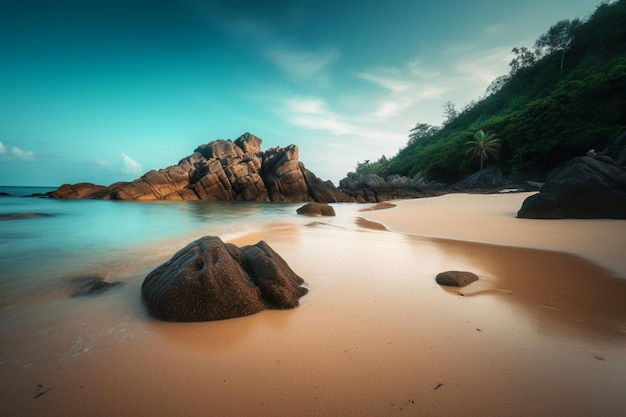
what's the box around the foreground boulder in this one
[51,132,353,203]
[435,271,479,287]
[517,132,626,219]
[142,236,308,321]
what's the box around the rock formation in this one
[339,173,445,203]
[517,131,626,219]
[141,236,308,322]
[51,133,353,203]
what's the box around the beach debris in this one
[296,202,336,216]
[434,383,444,390]
[69,276,123,297]
[142,236,308,322]
[435,271,479,287]
[34,384,52,399]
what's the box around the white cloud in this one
[91,157,112,167]
[453,47,514,90]
[355,71,413,93]
[211,11,339,84]
[355,62,451,123]
[353,45,513,125]
[265,46,339,81]
[121,153,143,175]
[285,97,355,135]
[0,141,36,162]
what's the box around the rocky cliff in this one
[51,133,353,203]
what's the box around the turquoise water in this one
[0,186,330,306]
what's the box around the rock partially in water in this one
[435,271,479,287]
[296,202,336,216]
[0,213,53,220]
[141,236,308,322]
[50,133,353,203]
[70,276,124,297]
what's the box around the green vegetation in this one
[353,0,626,183]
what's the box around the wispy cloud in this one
[121,153,143,175]
[91,157,112,167]
[0,141,36,162]
[210,11,339,84]
[452,47,514,90]
[355,62,450,122]
[265,46,339,81]
[354,46,512,123]
[285,97,355,135]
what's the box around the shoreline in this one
[2,193,626,416]
[360,192,626,277]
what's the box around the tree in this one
[535,19,581,70]
[485,75,510,96]
[442,101,458,125]
[465,130,501,170]
[407,123,440,145]
[509,46,538,74]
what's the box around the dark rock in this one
[600,131,626,166]
[52,183,114,199]
[141,236,308,322]
[296,203,336,216]
[0,212,53,220]
[50,132,353,203]
[70,276,123,297]
[517,132,626,219]
[339,173,445,203]
[452,166,506,191]
[435,271,479,287]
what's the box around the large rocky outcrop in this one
[517,132,626,219]
[142,236,308,322]
[51,133,353,203]
[339,173,445,203]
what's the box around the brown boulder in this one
[296,203,336,216]
[51,182,114,199]
[141,236,308,322]
[435,271,479,287]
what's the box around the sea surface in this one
[0,186,352,308]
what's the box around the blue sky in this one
[0,0,603,186]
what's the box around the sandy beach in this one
[2,192,626,417]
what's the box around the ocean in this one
[0,186,354,309]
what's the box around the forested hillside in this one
[352,0,626,183]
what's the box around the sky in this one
[0,0,604,186]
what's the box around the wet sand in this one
[1,193,626,417]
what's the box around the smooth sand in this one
[1,193,626,417]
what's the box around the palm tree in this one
[466,130,500,171]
